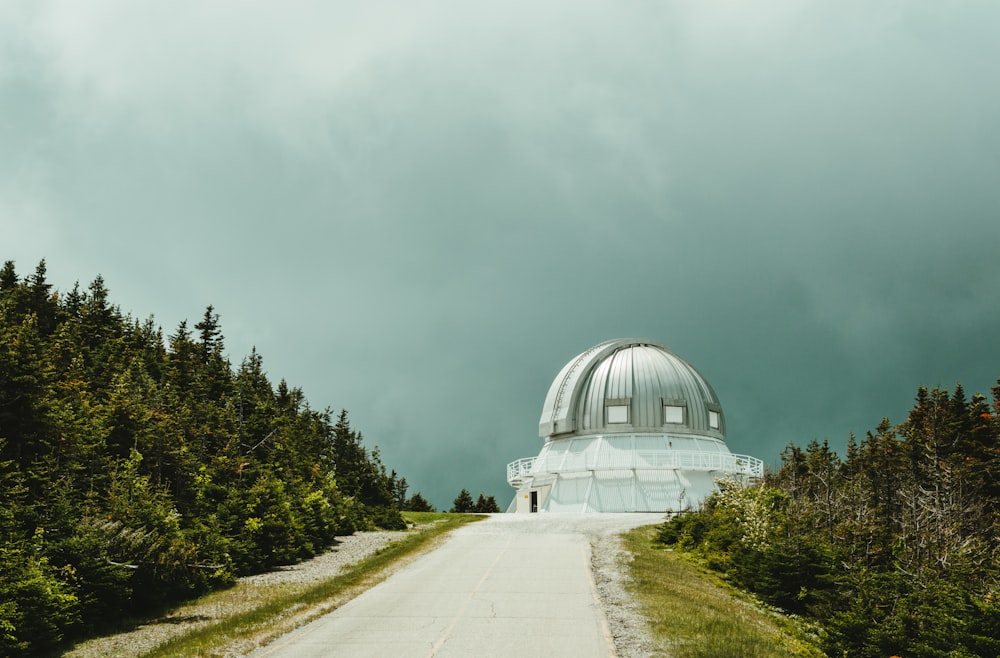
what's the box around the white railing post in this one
[509,450,763,485]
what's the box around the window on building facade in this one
[607,405,630,424]
[663,404,685,424]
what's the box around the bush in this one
[656,512,708,549]
[0,544,80,657]
[656,486,835,617]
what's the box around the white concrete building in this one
[507,338,762,513]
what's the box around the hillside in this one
[656,382,1000,657]
[0,260,412,656]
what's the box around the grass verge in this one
[621,526,824,658]
[144,513,484,657]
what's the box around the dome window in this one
[606,399,630,424]
[708,409,721,430]
[663,400,686,424]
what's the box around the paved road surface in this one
[249,513,663,658]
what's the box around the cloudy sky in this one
[3,1,999,509]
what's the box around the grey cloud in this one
[2,1,999,508]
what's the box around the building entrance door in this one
[530,490,538,513]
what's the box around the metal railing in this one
[506,451,763,487]
[506,457,537,487]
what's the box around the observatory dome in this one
[538,339,725,442]
[506,338,762,513]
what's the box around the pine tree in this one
[192,306,231,408]
[0,307,50,469]
[451,489,475,513]
[332,410,366,499]
[404,492,435,512]
[0,260,17,293]
[27,260,58,338]
[387,470,408,510]
[474,493,500,513]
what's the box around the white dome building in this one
[506,339,762,513]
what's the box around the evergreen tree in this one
[0,261,415,654]
[657,379,1000,658]
[404,492,435,512]
[387,470,409,510]
[0,260,17,293]
[474,493,501,513]
[194,305,229,402]
[0,309,49,468]
[26,260,58,338]
[451,488,475,513]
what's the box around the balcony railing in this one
[506,451,763,487]
[506,457,537,487]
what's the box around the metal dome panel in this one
[538,339,725,441]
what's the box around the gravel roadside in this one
[591,533,658,658]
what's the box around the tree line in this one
[450,488,501,513]
[657,381,1000,657]
[0,260,439,655]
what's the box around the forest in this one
[0,260,427,656]
[658,381,1000,656]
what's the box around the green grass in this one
[621,526,824,658]
[400,510,455,524]
[143,514,485,657]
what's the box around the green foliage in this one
[658,483,836,617]
[657,382,1000,657]
[450,488,475,513]
[626,526,823,658]
[404,491,435,512]
[0,260,414,654]
[474,492,501,513]
[401,511,451,524]
[0,540,80,657]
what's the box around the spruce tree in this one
[451,488,475,513]
[474,493,500,513]
[404,492,434,512]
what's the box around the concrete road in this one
[249,513,664,658]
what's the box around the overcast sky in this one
[3,1,999,509]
